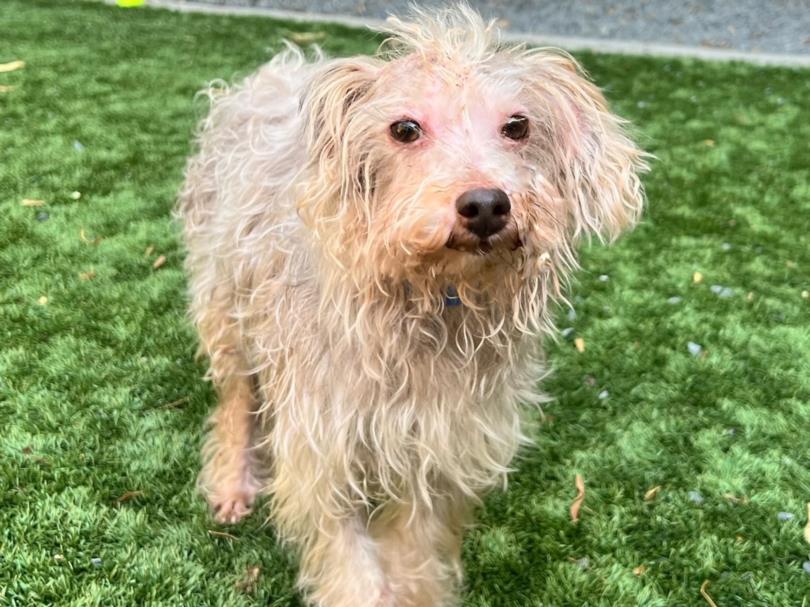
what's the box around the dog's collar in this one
[444,285,462,308]
[401,282,462,308]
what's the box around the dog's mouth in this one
[445,232,523,256]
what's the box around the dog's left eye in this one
[390,120,422,143]
[501,115,529,141]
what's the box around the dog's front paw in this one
[198,454,261,525]
[211,490,255,524]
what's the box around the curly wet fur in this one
[177,5,647,606]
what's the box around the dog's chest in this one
[343,332,529,498]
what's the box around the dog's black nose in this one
[455,188,511,239]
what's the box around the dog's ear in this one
[301,57,379,181]
[524,52,648,242]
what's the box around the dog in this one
[177,5,646,606]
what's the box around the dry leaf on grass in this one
[236,565,261,593]
[37,296,48,305]
[80,229,102,246]
[574,337,586,353]
[700,580,718,607]
[723,493,749,505]
[0,60,25,73]
[156,396,189,410]
[643,485,662,501]
[208,529,239,541]
[0,85,15,93]
[632,564,647,576]
[79,270,96,281]
[115,490,144,504]
[152,255,166,269]
[570,474,586,524]
[21,198,45,207]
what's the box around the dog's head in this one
[298,5,647,305]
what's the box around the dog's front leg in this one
[370,493,474,607]
[301,516,392,607]
[272,459,392,607]
[198,355,261,524]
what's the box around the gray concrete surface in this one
[167,0,810,56]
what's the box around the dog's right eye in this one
[390,120,422,143]
[502,115,529,141]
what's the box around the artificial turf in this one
[1,1,809,605]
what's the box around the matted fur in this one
[177,5,647,606]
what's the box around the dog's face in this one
[299,9,646,298]
[370,55,534,260]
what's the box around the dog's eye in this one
[501,115,529,141]
[390,120,422,143]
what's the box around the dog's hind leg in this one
[195,294,262,524]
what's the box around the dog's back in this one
[177,49,314,296]
[177,48,321,371]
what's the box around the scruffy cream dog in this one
[178,5,645,606]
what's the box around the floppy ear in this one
[525,51,648,242]
[297,56,383,266]
[300,57,379,193]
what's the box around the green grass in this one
[1,1,809,605]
